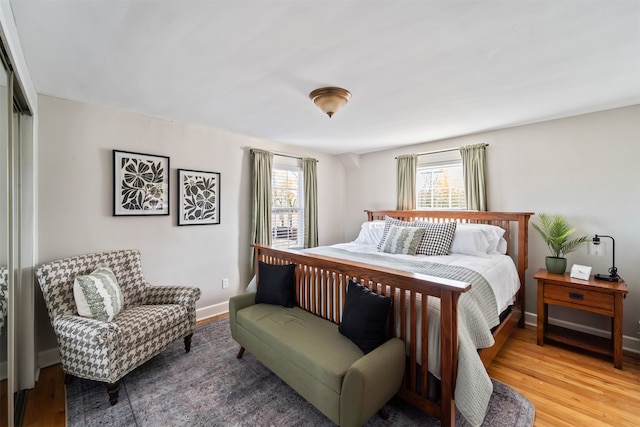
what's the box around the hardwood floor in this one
[21,323,640,426]
[486,327,639,427]
[21,364,65,427]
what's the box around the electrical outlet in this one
[222,278,229,289]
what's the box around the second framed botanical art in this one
[177,169,221,225]
[113,150,170,216]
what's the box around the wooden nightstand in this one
[535,269,628,369]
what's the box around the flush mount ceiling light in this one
[309,87,351,118]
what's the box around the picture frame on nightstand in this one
[570,264,592,280]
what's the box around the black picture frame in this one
[113,150,170,216]
[177,169,221,225]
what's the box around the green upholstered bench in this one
[229,292,405,427]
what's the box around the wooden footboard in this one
[254,210,532,426]
[254,243,470,426]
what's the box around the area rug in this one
[67,316,534,427]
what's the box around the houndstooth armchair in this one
[36,249,201,404]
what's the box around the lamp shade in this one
[309,87,351,118]
[588,240,606,256]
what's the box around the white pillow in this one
[449,227,491,256]
[494,237,508,255]
[457,223,507,254]
[74,266,125,322]
[354,220,385,246]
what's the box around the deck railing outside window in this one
[272,166,304,249]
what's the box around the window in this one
[271,163,304,249]
[416,160,466,209]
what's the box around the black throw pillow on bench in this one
[255,261,296,307]
[339,280,392,354]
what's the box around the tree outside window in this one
[416,161,466,209]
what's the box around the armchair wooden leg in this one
[107,380,121,405]
[378,407,389,420]
[237,347,246,359]
[64,374,73,385]
[184,333,193,353]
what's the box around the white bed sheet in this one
[331,242,520,315]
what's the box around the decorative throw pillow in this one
[73,266,124,322]
[381,225,426,255]
[339,280,392,354]
[255,261,296,307]
[377,216,413,250]
[414,221,457,256]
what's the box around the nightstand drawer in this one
[544,283,614,312]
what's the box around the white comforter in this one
[330,242,521,315]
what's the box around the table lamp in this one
[588,234,619,282]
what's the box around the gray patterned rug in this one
[67,316,534,426]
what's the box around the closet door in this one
[0,56,11,427]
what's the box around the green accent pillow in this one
[380,225,426,255]
[73,266,125,322]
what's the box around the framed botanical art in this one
[177,169,221,225]
[113,150,170,216]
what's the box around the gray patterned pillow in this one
[414,221,457,256]
[381,225,426,255]
[73,266,125,322]
[377,216,413,250]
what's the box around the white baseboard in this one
[524,311,640,355]
[196,301,229,322]
[38,347,61,369]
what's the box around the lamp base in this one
[594,273,619,282]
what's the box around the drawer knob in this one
[569,292,584,300]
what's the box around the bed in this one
[252,209,532,427]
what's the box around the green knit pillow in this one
[380,225,426,255]
[73,266,125,322]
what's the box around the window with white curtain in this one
[416,159,466,210]
[271,159,304,249]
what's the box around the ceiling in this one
[9,1,640,155]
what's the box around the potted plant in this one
[532,213,589,274]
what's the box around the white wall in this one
[345,105,640,344]
[35,97,640,357]
[36,94,346,354]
